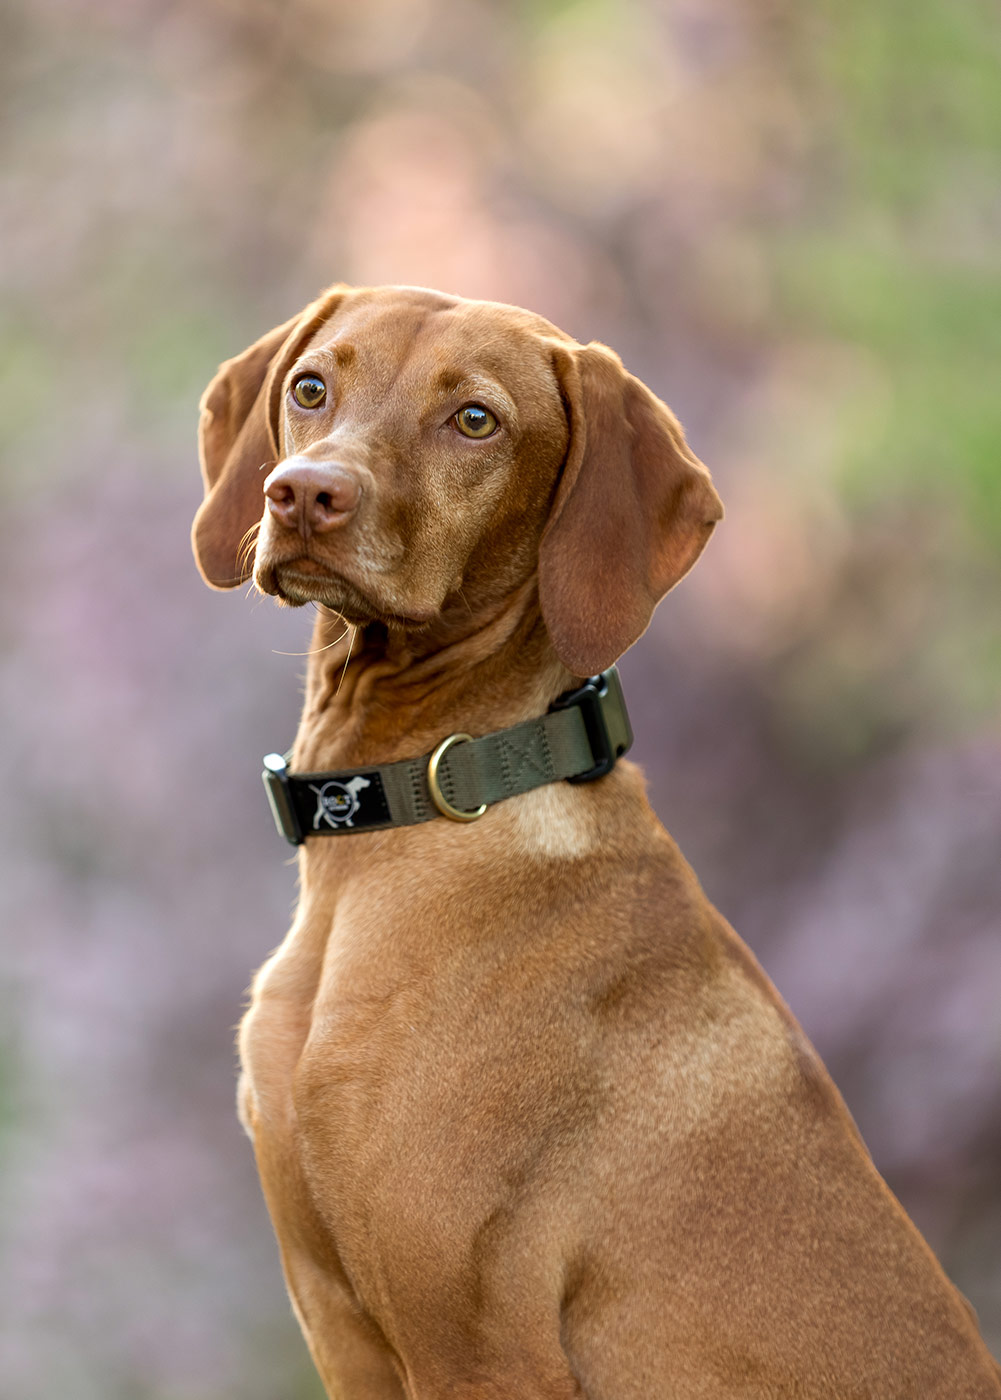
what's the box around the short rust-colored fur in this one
[194,285,1001,1398]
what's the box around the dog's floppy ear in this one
[192,287,346,588]
[539,342,723,676]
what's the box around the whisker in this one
[236,520,262,576]
[334,625,356,697]
[272,625,351,659]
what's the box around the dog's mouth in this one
[261,555,373,619]
[259,555,434,630]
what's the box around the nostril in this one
[312,472,361,520]
[266,481,297,509]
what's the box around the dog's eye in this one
[291,374,327,409]
[454,404,497,439]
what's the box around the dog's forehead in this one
[302,290,568,398]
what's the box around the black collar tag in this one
[303,771,391,833]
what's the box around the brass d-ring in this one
[427,733,487,823]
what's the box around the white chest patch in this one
[513,782,597,860]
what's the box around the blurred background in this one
[1,0,999,1394]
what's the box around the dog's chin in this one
[259,560,372,620]
[259,559,429,629]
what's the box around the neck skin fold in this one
[290,576,575,774]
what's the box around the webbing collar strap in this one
[262,667,633,845]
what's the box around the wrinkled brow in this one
[283,347,346,388]
[430,370,519,427]
[295,342,357,372]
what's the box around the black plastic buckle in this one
[550,666,634,784]
[262,752,304,846]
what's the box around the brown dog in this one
[193,284,1001,1399]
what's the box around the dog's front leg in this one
[406,1367,586,1400]
[281,1246,407,1400]
[283,1252,587,1400]
[396,1319,586,1400]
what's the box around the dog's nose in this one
[264,458,362,535]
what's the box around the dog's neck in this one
[291,577,574,773]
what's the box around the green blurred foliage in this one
[783,0,1001,544]
[755,0,1001,758]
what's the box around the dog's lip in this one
[270,553,352,597]
[280,556,331,578]
[267,553,345,589]
[264,555,437,628]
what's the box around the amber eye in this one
[291,374,326,409]
[454,404,497,438]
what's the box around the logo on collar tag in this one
[310,775,371,829]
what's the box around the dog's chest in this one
[238,874,589,1312]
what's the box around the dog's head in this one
[193,284,722,675]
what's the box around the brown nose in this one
[264,459,362,536]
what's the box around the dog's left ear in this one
[539,342,723,676]
[192,286,346,588]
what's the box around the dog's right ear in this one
[192,287,346,589]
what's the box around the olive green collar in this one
[262,667,632,845]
